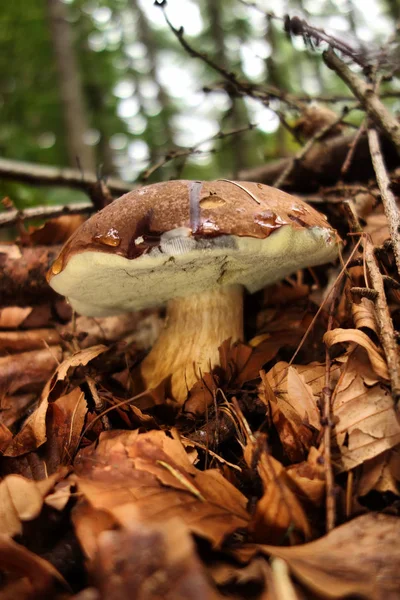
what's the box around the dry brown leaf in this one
[44,388,87,474]
[259,513,400,599]
[0,306,32,329]
[3,345,106,457]
[351,297,378,334]
[56,345,107,380]
[244,436,311,543]
[263,362,341,462]
[77,506,223,600]
[259,372,313,463]
[0,534,67,596]
[0,346,62,395]
[331,348,400,472]
[73,429,249,548]
[28,214,85,245]
[286,447,325,507]
[357,446,400,497]
[324,328,389,380]
[0,468,68,537]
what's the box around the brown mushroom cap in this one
[48,180,339,316]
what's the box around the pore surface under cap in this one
[50,224,337,316]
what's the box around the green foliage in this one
[0,0,397,207]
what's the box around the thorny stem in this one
[367,127,400,277]
[364,238,400,403]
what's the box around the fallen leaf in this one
[357,446,400,497]
[324,328,389,380]
[244,435,311,543]
[331,348,400,472]
[44,388,87,474]
[76,505,223,600]
[2,345,106,457]
[286,447,326,507]
[56,345,108,380]
[259,513,400,599]
[259,371,313,463]
[0,534,67,596]
[351,297,378,334]
[0,346,62,395]
[0,468,68,537]
[0,306,32,329]
[74,429,249,548]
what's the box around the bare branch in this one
[367,127,400,276]
[0,202,94,229]
[140,123,255,181]
[155,1,304,111]
[0,157,132,195]
[273,105,354,189]
[323,49,400,154]
[365,238,400,403]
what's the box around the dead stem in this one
[321,283,341,532]
[274,106,354,189]
[367,127,400,276]
[365,238,400,402]
[323,49,400,155]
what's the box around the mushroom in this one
[47,180,339,403]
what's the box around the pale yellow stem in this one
[140,285,244,403]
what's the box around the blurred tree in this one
[47,0,96,172]
[0,0,398,207]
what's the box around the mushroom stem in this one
[140,285,244,403]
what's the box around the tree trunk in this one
[129,0,175,150]
[46,0,96,173]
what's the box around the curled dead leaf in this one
[244,436,311,544]
[324,328,389,380]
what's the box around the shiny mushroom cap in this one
[48,179,339,316]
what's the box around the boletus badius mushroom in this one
[48,180,340,403]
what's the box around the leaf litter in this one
[1,202,400,600]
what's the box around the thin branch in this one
[323,49,400,155]
[0,157,131,195]
[367,127,400,276]
[0,202,94,229]
[155,1,305,111]
[365,237,400,403]
[273,105,354,189]
[139,123,255,181]
[341,120,366,176]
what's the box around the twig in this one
[204,82,400,104]
[273,105,353,189]
[321,281,342,532]
[323,49,400,155]
[0,157,131,195]
[341,120,366,176]
[365,237,400,403]
[239,131,399,191]
[155,1,304,111]
[139,123,255,181]
[367,127,400,276]
[0,202,94,229]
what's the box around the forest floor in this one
[1,127,400,599]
